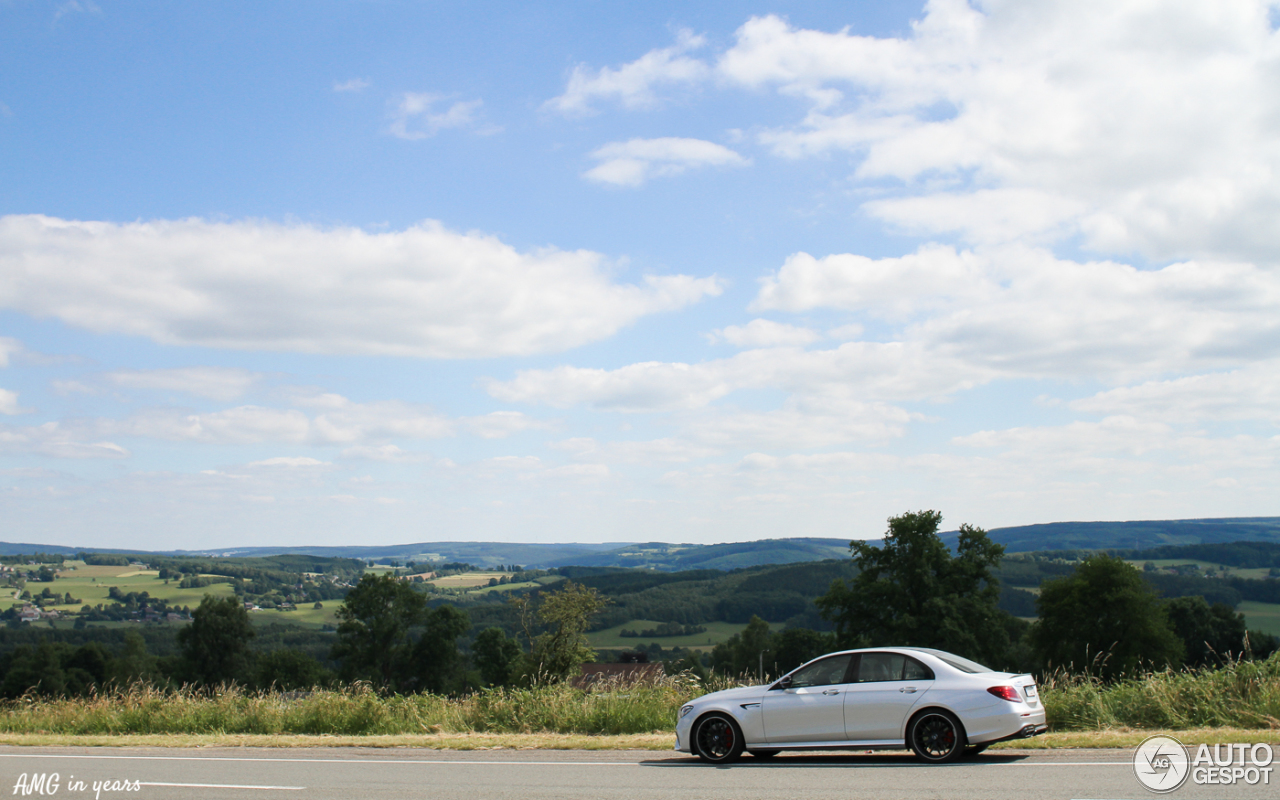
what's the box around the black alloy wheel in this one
[908,711,966,763]
[693,714,745,764]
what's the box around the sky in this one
[2,0,1279,551]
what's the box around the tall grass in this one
[0,673,745,737]
[1042,652,1280,730]
[1,656,1275,736]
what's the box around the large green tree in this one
[815,510,1012,665]
[1030,554,1183,678]
[177,595,256,687]
[1164,596,1249,667]
[472,627,523,687]
[331,573,469,693]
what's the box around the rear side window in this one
[788,654,853,688]
[855,653,935,682]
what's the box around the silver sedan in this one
[674,647,1047,763]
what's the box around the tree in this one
[1164,595,1248,667]
[408,605,470,694]
[815,510,1012,665]
[332,573,426,690]
[177,595,256,686]
[1030,555,1183,679]
[526,582,608,682]
[472,627,523,687]
[710,615,774,678]
[331,573,470,693]
[253,649,332,691]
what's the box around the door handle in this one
[899,687,917,694]
[822,689,840,695]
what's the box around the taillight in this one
[987,685,1021,702]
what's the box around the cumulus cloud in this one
[556,4,1280,261]
[0,215,722,358]
[1070,362,1280,425]
[0,389,27,415]
[584,137,747,186]
[389,93,483,139]
[333,78,370,93]
[0,338,20,367]
[545,29,710,116]
[488,341,983,411]
[708,319,821,347]
[105,367,263,402]
[0,422,128,459]
[248,457,332,468]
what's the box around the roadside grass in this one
[2,654,1276,745]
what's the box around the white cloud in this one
[0,338,20,367]
[752,244,1280,382]
[105,367,263,402]
[333,78,370,93]
[0,389,27,415]
[558,5,1280,261]
[248,457,332,468]
[584,137,747,187]
[0,422,127,459]
[545,29,710,116]
[341,444,419,462]
[462,411,548,439]
[708,319,820,347]
[1071,362,1280,425]
[488,341,982,411]
[718,6,1280,261]
[0,215,722,358]
[389,93,482,139]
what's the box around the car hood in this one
[691,684,770,705]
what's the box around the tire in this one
[748,749,779,759]
[693,713,745,764]
[963,743,989,757]
[908,710,966,763]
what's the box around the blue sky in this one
[2,0,1279,550]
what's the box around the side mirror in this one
[772,675,792,690]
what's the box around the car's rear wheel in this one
[908,710,966,763]
[693,713,745,764]
[748,749,779,759]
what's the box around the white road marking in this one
[0,753,1128,767]
[141,783,304,791]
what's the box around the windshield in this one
[908,648,994,674]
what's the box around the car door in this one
[843,652,934,742]
[762,654,854,744]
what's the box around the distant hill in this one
[950,517,1280,553]
[5,516,1279,568]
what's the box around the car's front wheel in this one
[908,710,966,763]
[693,713,745,764]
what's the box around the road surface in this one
[0,746,1271,799]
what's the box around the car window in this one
[854,652,934,682]
[902,656,934,681]
[909,648,994,674]
[787,654,853,688]
[855,652,905,682]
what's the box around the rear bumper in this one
[988,722,1048,743]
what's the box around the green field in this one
[1239,601,1280,636]
[35,563,236,613]
[1128,559,1275,580]
[587,619,778,651]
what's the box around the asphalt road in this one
[0,746,1273,800]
